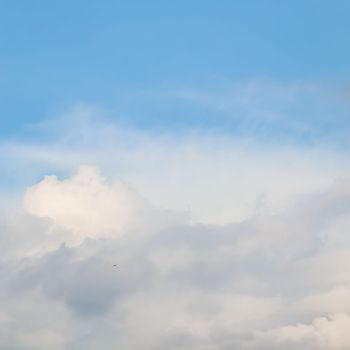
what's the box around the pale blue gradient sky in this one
[1,0,350,143]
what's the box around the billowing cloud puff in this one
[23,165,186,243]
[2,165,350,349]
[249,313,350,350]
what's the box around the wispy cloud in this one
[108,79,350,146]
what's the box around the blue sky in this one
[1,0,350,141]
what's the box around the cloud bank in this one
[2,157,350,349]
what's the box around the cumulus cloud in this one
[23,165,187,244]
[1,108,350,348]
[0,162,350,349]
[249,313,350,350]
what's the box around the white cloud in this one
[250,313,350,350]
[23,165,186,244]
[1,109,350,348]
[0,165,347,348]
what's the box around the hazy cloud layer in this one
[1,108,349,224]
[1,162,350,349]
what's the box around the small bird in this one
[113,264,117,267]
